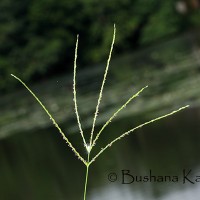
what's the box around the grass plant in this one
[11,25,189,200]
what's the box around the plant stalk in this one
[84,153,90,200]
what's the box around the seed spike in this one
[90,105,189,165]
[92,85,148,147]
[11,74,87,166]
[90,24,116,147]
[73,34,87,147]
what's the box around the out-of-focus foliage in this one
[0,0,200,92]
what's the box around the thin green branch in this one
[73,35,87,147]
[11,74,87,166]
[89,105,189,165]
[92,85,148,148]
[83,153,90,200]
[90,24,116,147]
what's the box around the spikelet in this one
[89,24,116,147]
[11,74,87,166]
[92,85,148,147]
[73,35,87,148]
[89,105,189,165]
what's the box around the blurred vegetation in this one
[0,0,200,92]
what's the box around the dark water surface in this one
[0,107,199,200]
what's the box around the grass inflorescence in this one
[11,24,189,200]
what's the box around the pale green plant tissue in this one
[11,24,189,200]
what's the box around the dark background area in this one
[1,0,200,93]
[1,1,200,200]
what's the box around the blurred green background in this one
[1,0,200,92]
[1,0,200,200]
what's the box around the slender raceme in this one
[89,105,189,165]
[10,74,87,166]
[89,24,116,147]
[92,85,148,147]
[73,34,87,148]
[11,25,189,200]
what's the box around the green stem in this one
[84,153,90,200]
